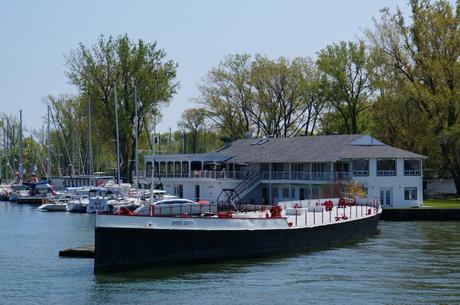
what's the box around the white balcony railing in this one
[261,171,353,181]
[145,170,252,180]
[377,170,397,176]
[353,170,369,176]
[404,170,421,176]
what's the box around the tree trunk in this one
[351,112,358,134]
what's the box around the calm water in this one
[1,202,460,305]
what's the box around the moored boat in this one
[94,197,381,273]
[0,185,12,201]
[64,187,92,213]
[16,182,55,205]
[38,202,67,212]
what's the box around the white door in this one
[379,188,393,206]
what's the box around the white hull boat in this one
[38,203,67,212]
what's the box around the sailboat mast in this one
[88,98,93,185]
[0,128,2,182]
[133,80,139,189]
[2,127,6,181]
[114,84,121,184]
[47,105,52,179]
[150,118,156,201]
[19,110,23,180]
[150,77,157,201]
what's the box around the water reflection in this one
[94,232,380,283]
[2,201,460,305]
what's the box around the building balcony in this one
[143,170,251,180]
[261,171,353,181]
[377,170,397,176]
[404,170,421,176]
[353,170,369,176]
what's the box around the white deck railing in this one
[261,171,353,181]
[377,170,397,176]
[353,170,369,176]
[145,170,252,180]
[404,170,421,176]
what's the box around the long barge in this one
[94,198,381,273]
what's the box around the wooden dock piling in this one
[59,245,94,258]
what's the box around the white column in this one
[420,159,424,207]
[331,161,334,180]
[268,162,272,204]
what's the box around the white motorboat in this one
[38,202,67,212]
[65,187,92,213]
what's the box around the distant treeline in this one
[0,0,459,194]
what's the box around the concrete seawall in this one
[381,208,460,221]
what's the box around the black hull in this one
[16,198,47,205]
[95,214,380,273]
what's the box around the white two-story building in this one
[139,134,426,208]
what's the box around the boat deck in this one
[96,203,381,231]
[283,204,379,228]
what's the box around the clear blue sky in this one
[0,0,409,134]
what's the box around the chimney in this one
[220,137,233,148]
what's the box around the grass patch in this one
[423,198,460,209]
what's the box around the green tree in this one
[197,54,253,140]
[197,54,326,138]
[65,34,178,182]
[250,56,321,137]
[317,40,375,134]
[368,0,460,194]
[0,114,20,178]
[178,108,207,153]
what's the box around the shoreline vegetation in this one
[423,199,460,209]
[0,0,459,196]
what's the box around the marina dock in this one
[381,208,460,221]
[59,245,95,258]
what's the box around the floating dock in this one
[381,208,460,221]
[59,245,94,258]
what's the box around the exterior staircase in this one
[217,171,261,205]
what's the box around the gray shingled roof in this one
[216,134,426,163]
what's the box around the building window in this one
[146,162,152,177]
[404,160,421,176]
[190,161,202,173]
[167,161,174,174]
[292,163,303,172]
[311,187,319,198]
[160,161,166,174]
[174,161,181,175]
[352,159,369,176]
[377,159,396,176]
[182,162,189,177]
[291,188,296,198]
[282,188,289,198]
[271,163,284,172]
[272,188,279,199]
[311,163,325,173]
[404,187,417,200]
